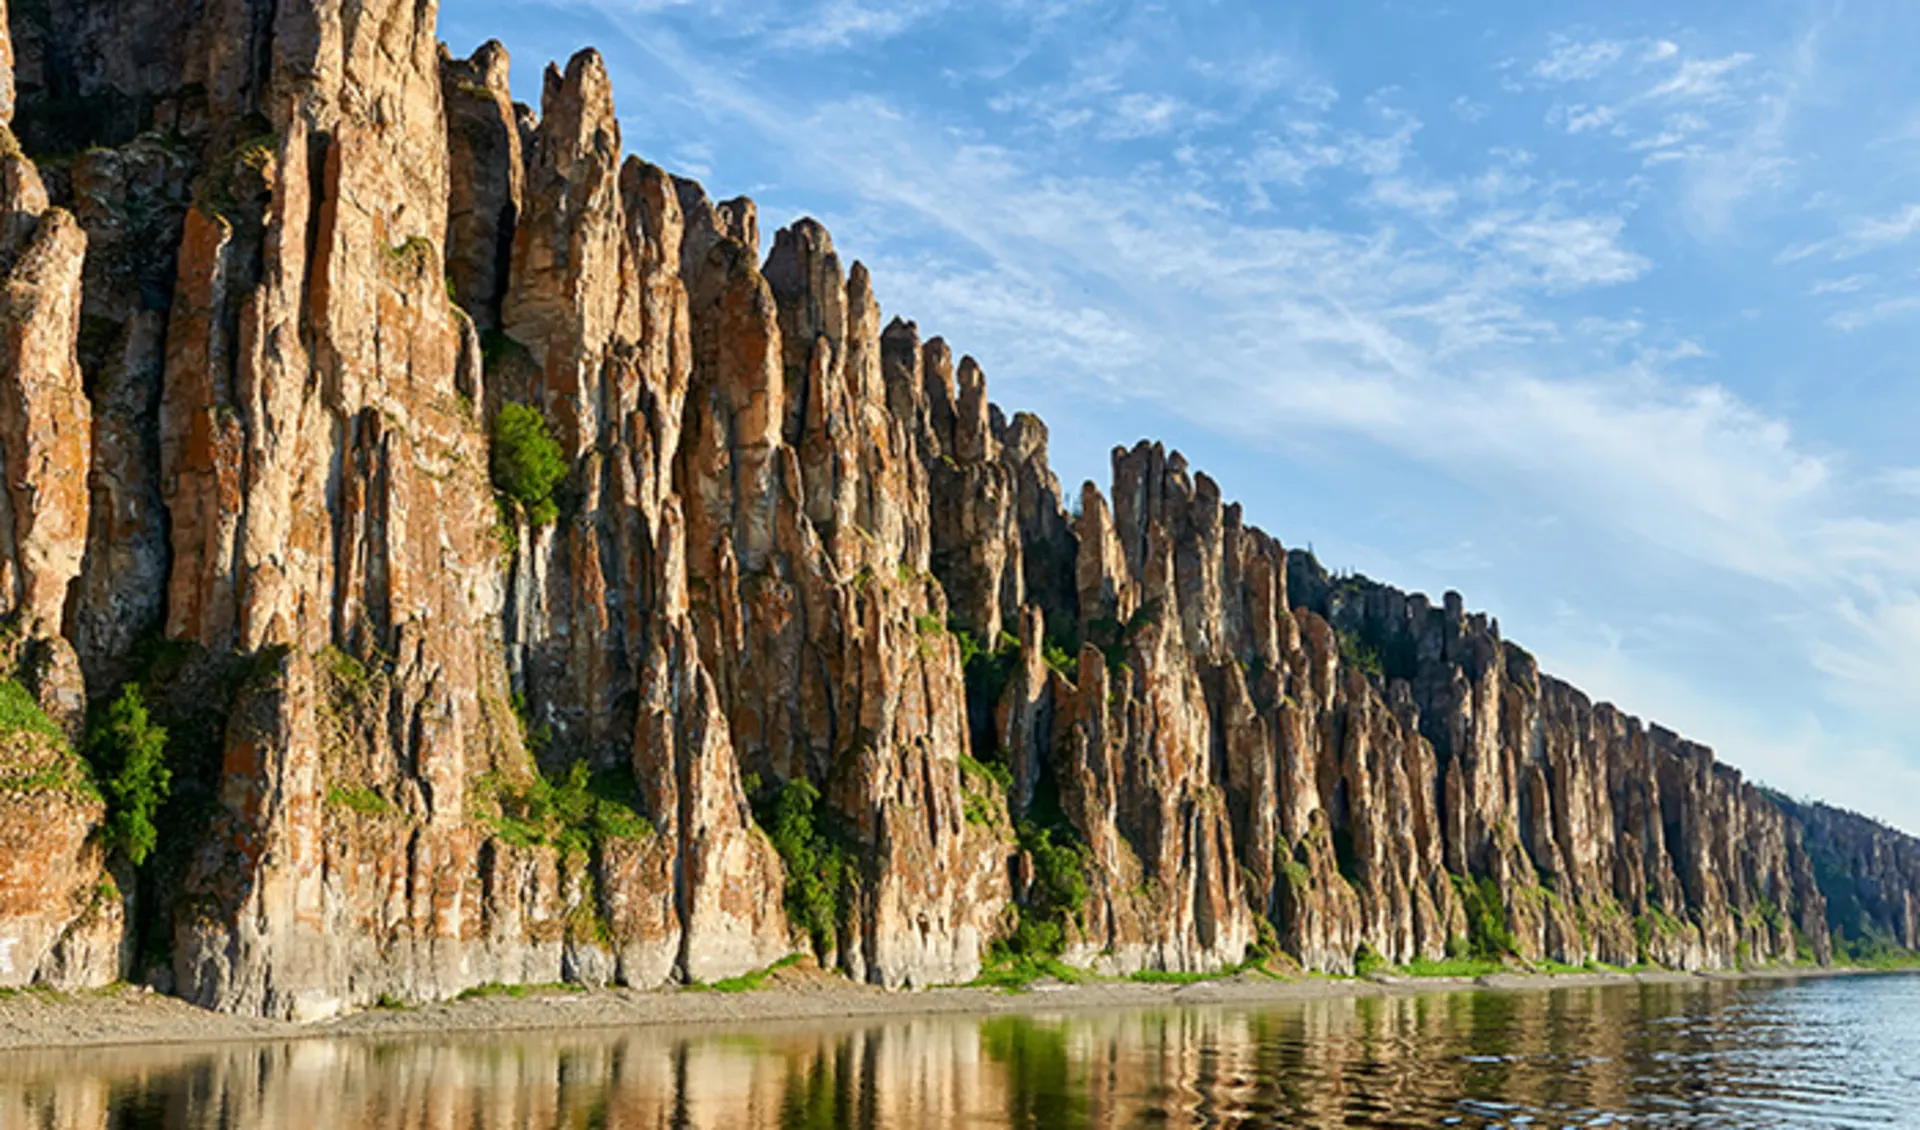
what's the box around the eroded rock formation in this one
[0,0,1914,1016]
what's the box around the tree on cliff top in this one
[490,402,566,524]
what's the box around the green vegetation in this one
[1336,629,1384,678]
[1353,944,1389,977]
[507,691,552,759]
[1126,968,1216,985]
[85,686,173,865]
[1009,823,1091,956]
[1633,903,1687,961]
[479,760,653,854]
[1831,931,1920,970]
[384,236,435,279]
[1084,602,1159,676]
[480,329,533,376]
[489,402,566,525]
[325,784,393,817]
[0,678,64,743]
[1400,956,1506,978]
[753,777,855,959]
[970,954,1086,992]
[1041,641,1078,680]
[195,132,279,218]
[958,754,1011,827]
[959,754,1013,794]
[319,644,381,700]
[956,627,1024,709]
[455,981,587,1002]
[1451,873,1517,961]
[689,954,805,993]
[972,815,1093,990]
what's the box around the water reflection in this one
[3,975,1914,1128]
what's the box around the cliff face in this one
[1769,796,1920,953]
[0,0,1912,1016]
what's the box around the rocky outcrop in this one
[1770,796,1920,952]
[0,8,126,993]
[0,721,127,990]
[0,0,1916,1013]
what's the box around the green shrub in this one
[689,954,804,993]
[958,628,1024,712]
[482,761,652,855]
[489,403,566,524]
[958,754,1013,794]
[1336,630,1383,678]
[85,686,172,866]
[455,981,585,1001]
[1353,944,1389,977]
[0,679,63,743]
[1451,873,1516,961]
[326,784,392,817]
[753,777,854,959]
[978,819,1092,984]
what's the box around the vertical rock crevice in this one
[0,0,1913,1015]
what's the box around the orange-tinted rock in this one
[0,139,90,639]
[3,0,1919,1022]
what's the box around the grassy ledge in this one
[686,954,806,994]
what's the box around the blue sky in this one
[439,0,1920,833]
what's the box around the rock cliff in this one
[0,0,1913,1015]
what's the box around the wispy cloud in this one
[1828,296,1920,331]
[1783,202,1920,261]
[480,0,1920,831]
[1531,38,1625,83]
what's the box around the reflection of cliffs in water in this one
[5,979,1911,1128]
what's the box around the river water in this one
[3,974,1915,1128]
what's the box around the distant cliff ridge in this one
[0,0,1913,1018]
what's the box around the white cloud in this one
[1103,92,1187,139]
[1645,53,1754,102]
[548,0,1920,831]
[1366,177,1458,217]
[1531,38,1625,82]
[1808,274,1871,295]
[1798,204,1920,261]
[1450,96,1489,124]
[1828,296,1920,332]
[1462,211,1651,291]
[1551,102,1617,134]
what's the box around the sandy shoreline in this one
[1,964,1890,1054]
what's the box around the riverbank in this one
[1,963,1898,1053]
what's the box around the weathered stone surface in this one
[1772,796,1920,953]
[0,0,12,128]
[0,138,89,639]
[0,728,126,990]
[3,0,1920,1022]
[1285,553,1830,970]
[441,40,523,335]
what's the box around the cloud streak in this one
[478,0,1920,831]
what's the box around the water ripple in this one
[0,973,1915,1128]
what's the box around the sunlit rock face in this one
[0,0,1909,1016]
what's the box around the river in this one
[3,973,1915,1127]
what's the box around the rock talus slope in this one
[0,0,1912,1016]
